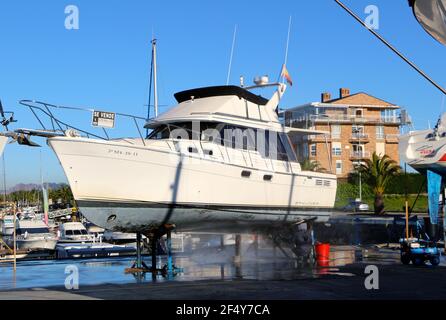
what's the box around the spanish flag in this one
[281,64,293,86]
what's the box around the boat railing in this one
[19,100,294,171]
[19,100,148,145]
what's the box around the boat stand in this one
[125,224,183,279]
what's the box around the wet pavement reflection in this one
[0,218,443,290]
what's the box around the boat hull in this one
[48,136,337,232]
[5,238,57,251]
[77,199,332,233]
[399,130,446,175]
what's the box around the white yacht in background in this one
[399,113,446,175]
[4,219,57,251]
[22,81,337,233]
[58,222,95,243]
[0,214,15,236]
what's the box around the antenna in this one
[152,39,159,118]
[226,25,237,85]
[145,38,158,136]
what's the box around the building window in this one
[353,109,363,118]
[332,142,342,156]
[331,124,341,139]
[336,160,343,175]
[376,125,384,139]
[310,144,316,157]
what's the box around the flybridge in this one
[174,85,269,106]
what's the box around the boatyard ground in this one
[1,253,446,300]
[1,244,446,300]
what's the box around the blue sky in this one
[0,0,445,187]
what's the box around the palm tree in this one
[300,159,326,172]
[359,152,401,214]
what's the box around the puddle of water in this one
[0,219,439,290]
[0,232,355,290]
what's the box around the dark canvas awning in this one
[174,85,269,106]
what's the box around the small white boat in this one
[86,223,105,239]
[0,214,16,236]
[4,219,57,251]
[58,222,95,244]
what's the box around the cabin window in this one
[148,121,297,162]
[147,125,171,140]
[278,132,297,162]
[16,228,49,235]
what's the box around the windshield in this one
[17,228,50,235]
[65,229,88,235]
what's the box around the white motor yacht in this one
[15,81,337,234]
[4,219,57,251]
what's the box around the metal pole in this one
[358,130,362,201]
[136,232,142,269]
[359,171,362,201]
[226,25,237,85]
[13,202,16,272]
[235,234,242,278]
[324,135,333,174]
[334,0,446,97]
[405,200,409,239]
[2,153,6,205]
[167,230,173,279]
[152,39,158,117]
[151,233,157,280]
[442,183,446,251]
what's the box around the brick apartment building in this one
[284,88,410,179]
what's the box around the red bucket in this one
[315,243,330,262]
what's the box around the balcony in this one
[350,151,371,160]
[306,134,330,142]
[310,114,400,124]
[349,133,369,143]
[385,134,399,143]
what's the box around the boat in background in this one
[103,230,146,244]
[58,222,95,244]
[4,219,57,251]
[0,214,15,237]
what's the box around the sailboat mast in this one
[152,39,159,118]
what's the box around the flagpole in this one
[284,15,292,67]
[278,16,292,83]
